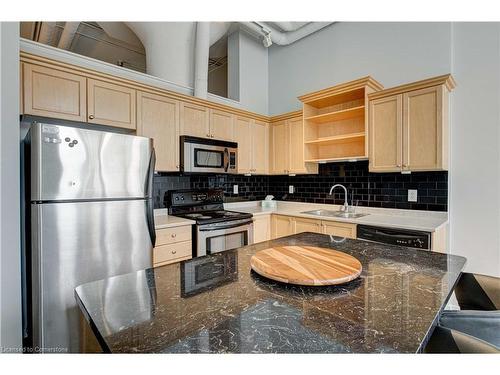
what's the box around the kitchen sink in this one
[301,209,369,219]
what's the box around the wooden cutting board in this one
[250,245,362,286]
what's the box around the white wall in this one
[268,22,452,115]
[0,21,22,351]
[237,29,269,115]
[449,23,500,277]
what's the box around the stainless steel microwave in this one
[180,136,238,174]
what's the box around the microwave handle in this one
[223,148,229,172]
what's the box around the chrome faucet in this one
[329,184,349,212]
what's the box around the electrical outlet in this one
[233,185,238,194]
[408,189,418,202]
[289,185,295,194]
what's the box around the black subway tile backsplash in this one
[153,161,448,211]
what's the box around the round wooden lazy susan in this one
[250,245,362,286]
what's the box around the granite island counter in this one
[75,233,466,353]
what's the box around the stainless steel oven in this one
[196,218,253,257]
[180,136,237,174]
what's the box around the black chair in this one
[454,272,499,310]
[424,326,499,353]
[438,272,500,349]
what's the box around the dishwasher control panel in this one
[357,225,431,250]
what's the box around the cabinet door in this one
[288,116,307,174]
[271,215,295,239]
[403,86,446,171]
[253,216,271,243]
[180,102,210,138]
[137,91,180,172]
[269,121,289,174]
[368,94,402,172]
[233,116,252,174]
[322,221,356,239]
[294,217,322,234]
[87,79,136,129]
[23,64,86,122]
[210,109,234,141]
[252,120,269,174]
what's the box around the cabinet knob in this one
[176,165,179,169]
[172,250,177,254]
[397,164,401,168]
[206,133,210,137]
[403,164,408,168]
[89,115,95,120]
[211,134,214,138]
[171,233,176,238]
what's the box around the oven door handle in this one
[199,220,253,231]
[223,148,229,172]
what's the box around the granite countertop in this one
[224,201,448,232]
[75,233,465,353]
[154,209,195,229]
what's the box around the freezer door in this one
[30,199,153,353]
[30,123,153,201]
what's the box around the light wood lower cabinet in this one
[253,215,271,243]
[322,221,357,239]
[271,214,357,240]
[153,225,192,267]
[137,91,180,172]
[294,217,322,234]
[271,215,295,239]
[23,63,87,122]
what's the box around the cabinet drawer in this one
[156,225,192,246]
[322,221,357,239]
[153,241,192,266]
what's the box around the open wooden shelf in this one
[304,106,365,124]
[304,132,365,145]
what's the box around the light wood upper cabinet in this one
[269,116,317,175]
[368,94,402,172]
[234,116,252,174]
[403,85,447,171]
[368,74,455,172]
[269,120,289,174]
[234,117,269,175]
[23,63,87,122]
[137,91,180,172]
[179,101,210,138]
[252,120,269,174]
[210,109,234,141]
[288,116,307,174]
[87,79,136,130]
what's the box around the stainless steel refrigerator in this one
[23,122,156,353]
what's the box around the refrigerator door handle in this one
[145,149,156,247]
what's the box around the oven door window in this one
[194,148,224,168]
[206,231,248,254]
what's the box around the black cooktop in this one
[166,189,252,225]
[174,210,252,225]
